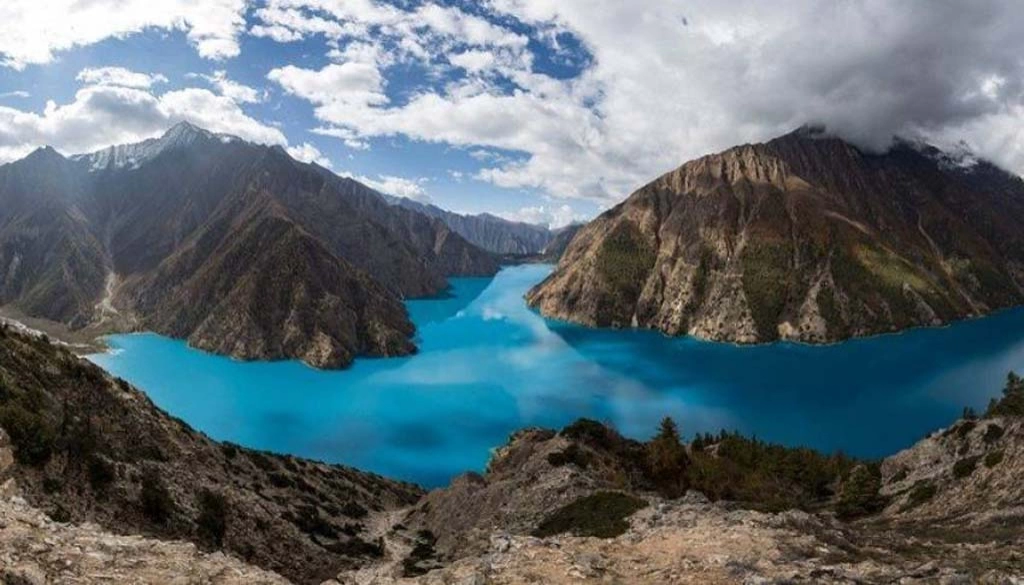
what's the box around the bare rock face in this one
[529,127,1024,343]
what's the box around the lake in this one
[88,264,1024,487]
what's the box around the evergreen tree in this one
[647,417,688,497]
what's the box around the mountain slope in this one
[386,196,554,255]
[0,122,498,367]
[0,326,422,584]
[528,128,1024,343]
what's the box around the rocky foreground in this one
[1,326,1022,583]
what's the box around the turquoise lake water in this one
[88,264,1024,487]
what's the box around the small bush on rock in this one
[533,492,647,538]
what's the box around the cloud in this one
[0,72,285,162]
[0,0,247,69]
[259,0,1024,204]
[498,204,585,229]
[192,70,265,103]
[77,67,168,89]
[0,91,30,100]
[286,142,332,167]
[341,172,430,201]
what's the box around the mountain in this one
[0,122,498,368]
[0,325,421,584]
[385,195,555,254]
[528,127,1024,343]
[539,223,583,261]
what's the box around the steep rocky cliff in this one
[529,127,1024,343]
[0,122,498,368]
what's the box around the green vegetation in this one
[984,450,1004,468]
[547,443,593,469]
[983,424,1005,444]
[689,429,858,512]
[140,467,175,523]
[533,492,648,538]
[836,464,887,519]
[0,373,57,466]
[952,456,980,479]
[197,489,228,546]
[986,372,1024,417]
[87,455,117,491]
[646,417,688,498]
[555,418,864,515]
[595,222,655,325]
[903,480,937,511]
[741,241,793,340]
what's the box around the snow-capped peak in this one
[70,122,241,172]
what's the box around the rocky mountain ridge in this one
[0,122,498,368]
[528,127,1024,344]
[384,195,556,255]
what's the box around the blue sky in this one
[1,1,1022,227]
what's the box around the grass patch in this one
[533,492,647,538]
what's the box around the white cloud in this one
[192,70,265,104]
[0,91,30,100]
[77,67,168,89]
[498,204,585,229]
[0,73,285,162]
[341,172,429,201]
[0,0,246,69]
[287,142,332,167]
[261,0,1024,204]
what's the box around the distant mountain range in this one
[0,122,498,368]
[383,195,553,255]
[529,127,1024,343]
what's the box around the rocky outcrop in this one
[0,326,423,584]
[0,122,498,368]
[529,127,1024,343]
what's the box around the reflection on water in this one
[89,264,1024,487]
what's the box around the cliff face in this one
[0,123,497,367]
[0,327,422,584]
[528,128,1024,343]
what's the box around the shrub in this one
[547,443,593,469]
[197,489,228,546]
[983,424,1004,444]
[889,466,909,484]
[140,467,175,523]
[953,456,980,479]
[340,501,368,519]
[984,450,1004,468]
[533,492,647,538]
[87,455,117,491]
[561,418,617,449]
[836,464,886,519]
[0,403,56,466]
[903,481,937,510]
